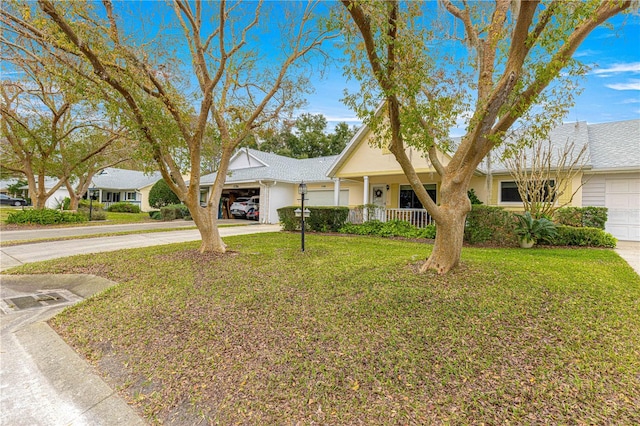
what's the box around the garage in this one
[306,189,349,206]
[605,178,640,241]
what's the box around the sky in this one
[305,10,640,134]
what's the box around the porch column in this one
[363,175,369,221]
[333,178,341,206]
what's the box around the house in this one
[199,149,358,224]
[327,119,640,241]
[90,168,163,212]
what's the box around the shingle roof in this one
[200,149,338,185]
[91,168,162,190]
[587,119,640,170]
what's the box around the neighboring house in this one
[0,178,22,196]
[327,119,640,241]
[20,177,71,209]
[199,148,357,224]
[91,168,163,212]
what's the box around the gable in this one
[329,125,451,179]
[229,149,268,170]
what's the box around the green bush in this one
[107,202,141,213]
[278,206,349,232]
[554,207,608,230]
[149,211,162,220]
[306,206,349,232]
[549,225,617,248]
[160,204,190,221]
[6,208,87,225]
[339,220,436,239]
[77,199,106,221]
[149,179,180,208]
[464,205,517,245]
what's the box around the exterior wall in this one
[267,183,295,224]
[581,174,606,207]
[44,187,71,209]
[334,131,450,179]
[489,172,580,211]
[139,184,155,212]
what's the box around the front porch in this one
[348,206,434,228]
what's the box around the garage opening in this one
[223,188,260,220]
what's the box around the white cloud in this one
[593,62,640,76]
[605,80,640,91]
[621,98,640,104]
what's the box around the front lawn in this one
[9,233,640,424]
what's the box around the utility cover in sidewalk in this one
[1,289,82,313]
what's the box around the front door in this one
[371,185,386,221]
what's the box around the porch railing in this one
[348,207,433,228]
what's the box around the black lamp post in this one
[295,181,309,252]
[88,187,97,221]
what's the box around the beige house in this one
[327,119,640,241]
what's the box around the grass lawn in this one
[0,205,153,226]
[8,233,640,424]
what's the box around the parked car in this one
[246,206,259,221]
[246,196,259,214]
[230,197,251,218]
[0,194,27,206]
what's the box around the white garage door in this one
[605,178,640,241]
[306,190,349,206]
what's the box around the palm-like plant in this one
[514,212,558,247]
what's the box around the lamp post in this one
[88,187,97,221]
[295,181,310,252]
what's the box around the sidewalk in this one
[0,224,281,271]
[0,224,281,425]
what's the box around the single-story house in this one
[90,168,163,212]
[199,148,359,224]
[326,119,640,241]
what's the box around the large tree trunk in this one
[421,181,471,275]
[189,202,226,253]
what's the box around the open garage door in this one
[605,178,640,241]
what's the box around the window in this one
[500,180,556,203]
[126,192,137,201]
[399,184,437,208]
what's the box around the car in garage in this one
[230,197,251,218]
[0,194,27,206]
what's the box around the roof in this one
[91,168,162,190]
[587,119,640,170]
[200,148,339,186]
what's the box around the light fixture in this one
[298,181,308,252]
[298,181,307,195]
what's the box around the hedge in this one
[547,225,617,248]
[464,205,517,245]
[554,207,608,230]
[340,220,436,239]
[278,206,349,232]
[160,204,191,221]
[107,202,141,213]
[6,208,87,225]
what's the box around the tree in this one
[149,179,181,209]
[2,1,335,252]
[338,1,631,274]
[503,134,588,219]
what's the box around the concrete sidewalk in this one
[0,224,281,271]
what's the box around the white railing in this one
[348,207,433,228]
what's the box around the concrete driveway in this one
[615,241,640,276]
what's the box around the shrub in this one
[467,188,483,205]
[464,205,517,245]
[149,211,162,220]
[514,211,558,245]
[160,204,190,221]
[149,179,181,208]
[107,202,141,213]
[339,220,436,239]
[555,207,608,230]
[278,206,349,232]
[6,208,87,225]
[77,199,106,221]
[549,225,617,248]
[306,206,349,232]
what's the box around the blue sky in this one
[102,2,640,133]
[302,8,640,133]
